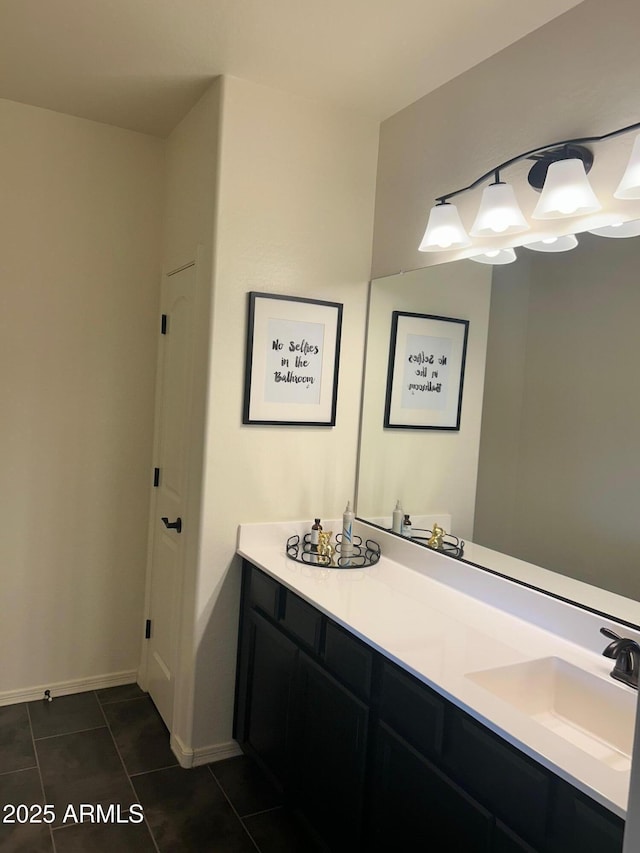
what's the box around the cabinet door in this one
[293,652,369,852]
[445,708,550,849]
[241,609,298,790]
[367,722,493,852]
[547,779,624,853]
[492,820,539,852]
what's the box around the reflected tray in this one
[410,527,465,559]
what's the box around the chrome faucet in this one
[600,627,640,689]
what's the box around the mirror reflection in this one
[357,232,640,604]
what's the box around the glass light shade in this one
[589,219,640,238]
[532,158,601,219]
[523,234,578,253]
[418,202,471,251]
[470,182,529,236]
[469,247,517,265]
[614,135,640,199]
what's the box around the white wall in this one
[358,262,491,539]
[187,76,379,752]
[0,98,164,702]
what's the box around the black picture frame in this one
[384,310,469,430]
[242,291,342,426]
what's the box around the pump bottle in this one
[392,500,403,534]
[342,501,354,558]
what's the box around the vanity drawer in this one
[378,660,444,759]
[323,620,373,700]
[444,709,550,848]
[247,564,280,619]
[280,589,322,652]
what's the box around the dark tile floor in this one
[0,686,321,852]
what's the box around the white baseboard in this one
[0,670,139,707]
[170,732,243,768]
[2,675,244,773]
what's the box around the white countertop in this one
[237,518,640,819]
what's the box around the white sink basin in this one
[466,657,636,770]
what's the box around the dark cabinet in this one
[292,652,369,851]
[368,722,493,852]
[238,609,297,790]
[493,821,538,853]
[378,659,444,760]
[281,589,322,651]
[247,567,280,619]
[547,777,626,853]
[235,562,625,853]
[444,708,550,849]
[323,621,373,701]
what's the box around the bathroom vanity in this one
[235,519,638,852]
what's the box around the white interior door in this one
[144,262,197,729]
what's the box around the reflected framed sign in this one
[383,310,469,430]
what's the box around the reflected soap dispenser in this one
[392,500,403,534]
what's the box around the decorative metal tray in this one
[286,533,381,569]
[410,527,465,559]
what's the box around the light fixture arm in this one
[435,120,640,204]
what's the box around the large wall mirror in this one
[357,232,640,615]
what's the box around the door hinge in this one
[153,467,160,487]
[161,314,168,335]
[145,619,151,639]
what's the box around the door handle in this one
[161,517,182,534]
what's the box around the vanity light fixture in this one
[531,155,600,219]
[418,121,640,254]
[468,247,517,265]
[614,134,640,199]
[589,218,640,238]
[523,234,579,253]
[418,201,471,251]
[470,177,529,237]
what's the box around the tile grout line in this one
[128,762,183,779]
[0,765,38,778]
[242,804,285,820]
[33,723,107,742]
[98,694,149,707]
[207,764,262,853]
[95,691,162,853]
[25,701,57,853]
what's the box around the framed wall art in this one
[242,291,343,426]
[384,310,469,430]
